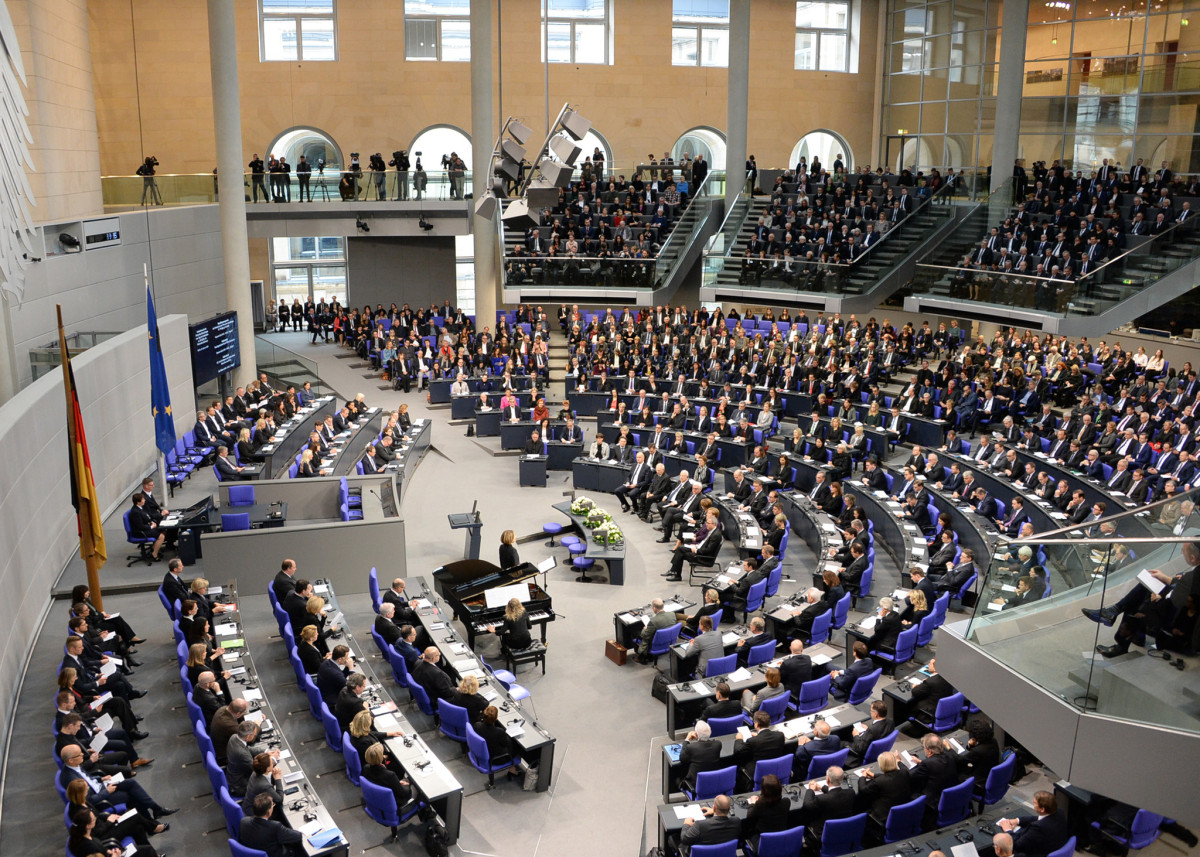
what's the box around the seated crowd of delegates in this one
[737,167,952,287]
[951,155,1199,310]
[504,159,703,288]
[55,588,179,857]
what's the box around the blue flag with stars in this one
[147,285,174,455]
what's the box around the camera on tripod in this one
[369,153,386,171]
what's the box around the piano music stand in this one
[447,510,483,560]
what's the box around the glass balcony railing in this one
[101,170,475,208]
[962,484,1200,735]
[254,335,330,396]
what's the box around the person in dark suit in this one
[239,791,304,857]
[272,560,298,606]
[855,751,912,823]
[162,559,189,612]
[999,791,1070,857]
[297,625,326,674]
[362,743,413,809]
[900,568,938,621]
[283,579,312,632]
[677,794,742,856]
[680,588,723,636]
[412,647,455,702]
[933,550,977,595]
[639,463,674,519]
[866,598,903,654]
[679,719,723,791]
[777,639,813,699]
[788,588,830,639]
[473,705,522,777]
[798,765,858,834]
[374,603,403,646]
[960,720,1001,787]
[318,645,354,708]
[793,720,842,782]
[911,658,956,721]
[226,721,268,797]
[334,674,369,734]
[447,675,489,722]
[846,700,894,766]
[909,734,960,812]
[499,529,520,570]
[214,445,247,480]
[192,670,223,726]
[726,557,768,603]
[128,493,165,561]
[700,683,742,722]
[666,508,723,582]
[615,451,652,512]
[744,774,792,847]
[735,710,787,791]
[240,752,285,818]
[830,641,876,699]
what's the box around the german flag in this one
[58,306,107,586]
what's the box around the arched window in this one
[672,126,726,170]
[573,128,614,173]
[788,130,853,174]
[408,124,473,170]
[267,127,343,172]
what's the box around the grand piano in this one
[432,559,555,649]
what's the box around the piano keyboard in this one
[472,611,554,633]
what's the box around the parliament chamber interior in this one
[2,2,1200,857]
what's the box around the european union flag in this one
[147,285,175,455]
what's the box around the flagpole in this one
[148,264,168,509]
[58,304,106,611]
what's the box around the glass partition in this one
[962,485,1200,735]
[254,336,330,397]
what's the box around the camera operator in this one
[267,154,282,202]
[296,155,311,202]
[368,153,387,200]
[278,156,291,202]
[136,156,162,205]
[248,153,267,203]
[389,150,410,200]
[349,152,363,199]
[413,157,427,200]
[338,172,356,201]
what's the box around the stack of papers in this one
[721,632,740,645]
[727,667,752,682]
[674,804,705,821]
[811,653,832,666]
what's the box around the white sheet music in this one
[485,582,532,609]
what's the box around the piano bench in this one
[502,641,547,676]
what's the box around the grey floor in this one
[7,327,1198,857]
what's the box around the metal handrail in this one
[1006,483,1200,544]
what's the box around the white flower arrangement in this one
[570,496,595,515]
[593,521,624,546]
[584,508,612,529]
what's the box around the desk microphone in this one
[369,488,383,505]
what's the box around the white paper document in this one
[1137,569,1167,595]
[727,667,753,682]
[722,632,740,645]
[811,654,832,666]
[242,688,263,701]
[674,804,706,821]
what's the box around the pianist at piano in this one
[433,559,555,650]
[482,598,533,651]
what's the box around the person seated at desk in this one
[523,429,546,456]
[856,750,912,824]
[240,752,286,819]
[910,734,959,817]
[682,615,724,677]
[864,597,902,655]
[847,699,894,766]
[679,588,722,637]
[587,431,610,460]
[236,427,264,463]
[932,548,976,595]
[743,773,791,847]
[676,793,742,856]
[474,705,523,780]
[960,719,1001,787]
[486,597,533,651]
[776,639,813,698]
[347,709,391,767]
[790,715,842,779]
[294,625,326,676]
[830,641,875,699]
[735,709,787,791]
[297,448,326,477]
[413,647,455,702]
[450,373,470,396]
[239,791,303,857]
[910,657,956,722]
[699,682,741,722]
[660,481,705,543]
[799,764,857,835]
[998,790,1070,857]
[741,666,786,713]
[447,674,489,722]
[363,743,414,810]
[900,567,937,621]
[721,558,766,604]
[67,806,159,857]
[128,492,166,561]
[302,595,338,655]
[901,588,930,629]
[373,435,397,468]
[318,644,354,707]
[838,541,869,593]
[789,588,828,638]
[991,574,1039,611]
[819,570,846,611]
[227,720,274,797]
[374,602,404,647]
[735,617,774,665]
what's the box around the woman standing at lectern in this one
[499,529,520,570]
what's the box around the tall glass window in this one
[270,237,347,305]
[795,1,850,72]
[542,0,611,65]
[672,0,729,67]
[404,0,470,61]
[259,0,337,62]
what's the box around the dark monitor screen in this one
[189,311,241,387]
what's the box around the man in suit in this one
[226,720,272,797]
[59,745,176,819]
[283,579,313,632]
[639,463,673,520]
[734,616,774,666]
[679,719,723,792]
[856,751,912,823]
[960,720,1001,787]
[374,602,403,646]
[724,558,768,604]
[793,719,842,781]
[666,508,723,582]
[682,615,724,678]
[830,641,875,699]
[999,791,1070,857]
[677,794,742,856]
[909,734,959,813]
[699,682,741,722]
[615,451,652,513]
[193,670,224,727]
[318,645,354,708]
[214,445,248,480]
[777,639,813,699]
[211,699,248,766]
[911,658,956,720]
[412,647,455,702]
[660,481,704,543]
[864,597,903,655]
[240,792,304,857]
[846,700,894,766]
[933,549,977,595]
[900,568,938,621]
[162,558,190,611]
[272,559,298,606]
[735,709,787,790]
[788,588,829,639]
[635,598,678,662]
[798,765,857,833]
